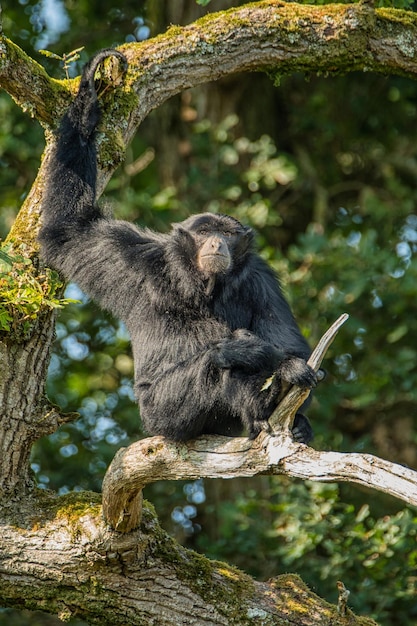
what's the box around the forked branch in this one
[102,314,417,533]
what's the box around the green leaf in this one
[38,49,63,60]
[0,249,17,266]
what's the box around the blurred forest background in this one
[1,1,417,624]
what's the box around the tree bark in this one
[3,2,417,135]
[0,313,55,496]
[0,491,376,626]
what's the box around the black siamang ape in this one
[39,49,319,442]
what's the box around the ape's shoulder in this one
[231,250,282,296]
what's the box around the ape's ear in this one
[173,226,190,235]
[243,226,254,241]
[173,226,196,243]
[171,224,191,235]
[234,226,254,257]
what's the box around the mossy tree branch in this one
[2,1,417,144]
[2,0,417,247]
[0,37,70,125]
[2,1,417,241]
[0,491,376,626]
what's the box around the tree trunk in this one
[0,171,61,498]
[0,319,52,496]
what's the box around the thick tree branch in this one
[2,2,417,136]
[102,430,417,533]
[0,494,375,626]
[2,1,417,224]
[119,2,417,148]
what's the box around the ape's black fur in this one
[39,50,319,442]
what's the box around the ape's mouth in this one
[201,252,228,259]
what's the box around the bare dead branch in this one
[269,313,349,433]
[308,313,350,371]
[102,428,417,533]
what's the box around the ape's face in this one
[177,213,253,278]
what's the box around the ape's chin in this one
[199,254,231,275]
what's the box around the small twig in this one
[336,581,351,616]
[307,313,349,371]
[268,313,349,433]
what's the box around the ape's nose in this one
[210,236,228,255]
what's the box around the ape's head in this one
[173,213,254,280]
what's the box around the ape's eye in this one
[222,231,233,237]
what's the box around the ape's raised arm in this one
[41,50,127,228]
[38,49,142,317]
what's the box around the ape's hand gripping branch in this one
[268,313,349,435]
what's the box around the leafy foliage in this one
[196,480,417,624]
[0,246,76,340]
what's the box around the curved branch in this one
[308,313,350,371]
[119,2,417,146]
[102,429,417,533]
[2,2,417,136]
[2,2,417,204]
